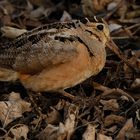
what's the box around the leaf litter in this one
[0,0,140,139]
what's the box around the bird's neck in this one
[90,46,106,75]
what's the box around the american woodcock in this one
[0,17,110,98]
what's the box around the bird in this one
[0,17,110,99]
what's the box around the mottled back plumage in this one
[0,17,110,92]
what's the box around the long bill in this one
[106,38,140,74]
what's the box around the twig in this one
[126,23,140,30]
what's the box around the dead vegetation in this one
[0,0,140,139]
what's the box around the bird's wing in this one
[0,34,79,74]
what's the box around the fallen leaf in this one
[82,124,96,140]
[0,92,31,127]
[8,124,29,140]
[97,133,112,140]
[100,99,119,112]
[1,26,27,38]
[104,114,125,127]
[116,118,133,140]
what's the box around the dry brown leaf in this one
[107,2,117,11]
[7,124,29,140]
[36,123,66,140]
[44,7,56,17]
[123,50,140,90]
[82,0,112,17]
[1,26,27,38]
[100,99,119,111]
[0,1,14,15]
[126,10,140,19]
[82,0,128,19]
[115,0,128,19]
[0,68,19,81]
[37,104,78,140]
[116,118,133,140]
[104,114,125,127]
[105,125,117,133]
[29,0,46,6]
[131,78,140,90]
[0,92,31,127]
[97,133,112,140]
[54,99,66,110]
[45,107,61,124]
[124,50,140,73]
[63,104,78,140]
[125,127,140,140]
[82,124,96,140]
[29,6,45,19]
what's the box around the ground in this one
[0,0,140,139]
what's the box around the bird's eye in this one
[97,24,104,31]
